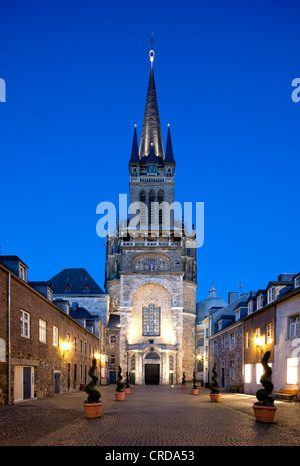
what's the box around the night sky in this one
[0,0,299,301]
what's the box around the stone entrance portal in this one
[145,364,160,385]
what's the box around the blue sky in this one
[0,0,299,302]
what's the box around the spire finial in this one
[148,32,157,66]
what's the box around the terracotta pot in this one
[182,384,186,389]
[83,402,103,419]
[210,393,221,402]
[115,391,126,401]
[129,384,133,389]
[253,404,277,423]
[124,387,131,394]
[192,388,199,396]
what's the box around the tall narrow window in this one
[287,357,298,384]
[158,190,164,227]
[143,303,160,336]
[289,315,300,338]
[140,191,147,228]
[20,310,30,338]
[148,190,155,227]
[39,319,47,343]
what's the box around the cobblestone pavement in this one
[0,385,299,447]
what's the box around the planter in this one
[210,393,221,402]
[83,402,103,419]
[124,387,131,394]
[129,384,133,389]
[115,391,126,401]
[192,388,199,396]
[181,384,186,389]
[253,404,277,423]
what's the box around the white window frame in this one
[39,319,47,343]
[289,314,300,339]
[295,276,300,288]
[246,331,251,349]
[266,323,272,344]
[230,333,235,350]
[248,300,253,315]
[53,326,59,347]
[267,287,275,304]
[19,265,26,281]
[257,295,263,310]
[20,310,30,338]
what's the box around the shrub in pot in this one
[84,358,102,418]
[181,372,186,389]
[129,372,133,388]
[210,363,221,402]
[124,371,131,394]
[115,366,125,400]
[253,351,276,423]
[192,371,198,395]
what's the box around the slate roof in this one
[69,306,98,320]
[48,268,104,295]
[107,314,121,328]
[165,126,175,164]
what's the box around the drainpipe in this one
[8,274,12,405]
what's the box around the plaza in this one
[0,385,299,447]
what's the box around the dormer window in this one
[84,284,90,292]
[65,284,71,292]
[248,300,253,315]
[267,287,275,304]
[295,276,300,288]
[236,309,240,321]
[257,295,263,310]
[19,265,26,281]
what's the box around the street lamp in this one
[61,341,71,357]
[254,336,265,354]
[94,353,101,385]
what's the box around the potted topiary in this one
[124,371,131,394]
[129,372,133,389]
[192,371,198,395]
[115,365,125,401]
[83,358,102,418]
[181,372,186,389]
[253,351,277,423]
[210,363,221,402]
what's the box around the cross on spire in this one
[148,32,157,50]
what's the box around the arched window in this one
[143,303,160,336]
[110,335,117,344]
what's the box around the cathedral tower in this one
[105,41,197,385]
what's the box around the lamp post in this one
[254,336,265,356]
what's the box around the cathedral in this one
[104,45,197,385]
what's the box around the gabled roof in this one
[48,268,104,295]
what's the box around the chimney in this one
[228,292,238,304]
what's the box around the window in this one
[214,340,217,354]
[53,326,59,347]
[169,355,174,371]
[143,303,160,336]
[295,276,300,288]
[80,340,83,354]
[110,354,116,365]
[256,363,263,384]
[289,315,300,338]
[19,265,26,281]
[266,323,272,344]
[236,309,240,321]
[39,320,46,343]
[230,333,235,350]
[267,287,275,304]
[84,341,87,356]
[73,337,77,352]
[246,331,251,349]
[257,295,263,310]
[255,328,260,339]
[287,357,298,385]
[245,364,251,383]
[110,335,117,344]
[222,336,225,350]
[248,301,253,315]
[148,258,156,271]
[20,310,30,338]
[230,361,235,379]
[131,355,135,371]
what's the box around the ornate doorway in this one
[145,364,160,384]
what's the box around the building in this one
[243,273,299,395]
[0,256,102,404]
[104,44,197,385]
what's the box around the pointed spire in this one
[165,124,175,164]
[139,45,165,160]
[129,124,139,163]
